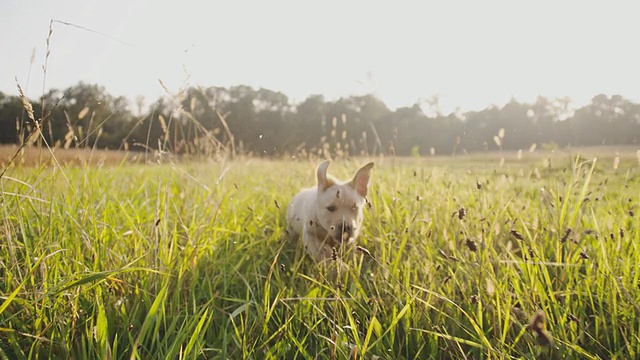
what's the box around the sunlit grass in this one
[0,152,638,359]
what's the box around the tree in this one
[34,82,135,149]
[0,92,24,144]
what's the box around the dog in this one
[286,160,374,262]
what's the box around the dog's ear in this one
[316,160,333,191]
[349,162,374,197]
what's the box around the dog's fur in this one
[286,160,374,262]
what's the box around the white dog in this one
[286,160,374,262]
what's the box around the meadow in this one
[0,147,639,359]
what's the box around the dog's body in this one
[286,161,373,262]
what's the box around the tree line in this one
[1,82,639,157]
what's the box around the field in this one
[1,147,639,359]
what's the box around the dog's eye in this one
[326,205,337,212]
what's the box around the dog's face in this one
[314,161,373,246]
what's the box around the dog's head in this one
[314,160,374,246]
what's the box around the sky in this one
[2,0,640,114]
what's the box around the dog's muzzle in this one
[331,222,355,244]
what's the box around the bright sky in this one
[2,0,640,114]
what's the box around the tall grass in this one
[1,152,638,359]
[4,17,639,359]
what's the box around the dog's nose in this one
[334,222,355,242]
[340,223,353,234]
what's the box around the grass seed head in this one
[442,275,452,285]
[356,245,372,258]
[465,238,477,252]
[567,314,579,323]
[560,228,572,243]
[528,310,553,347]
[510,229,524,241]
[453,207,466,220]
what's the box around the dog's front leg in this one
[302,228,334,262]
[302,233,325,262]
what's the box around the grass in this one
[0,150,639,359]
